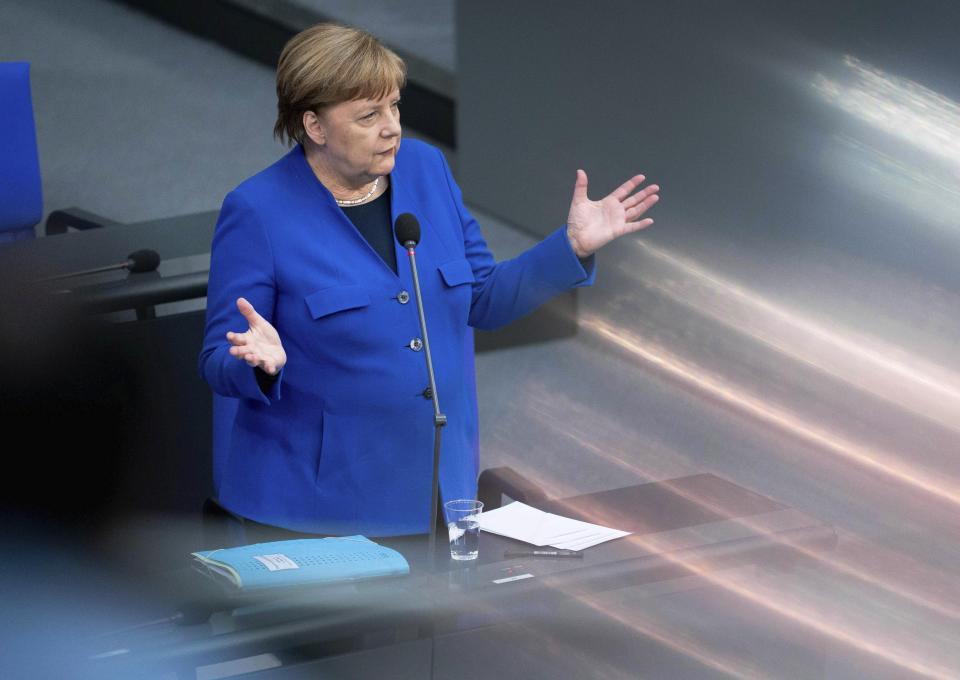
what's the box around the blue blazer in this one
[199,140,594,536]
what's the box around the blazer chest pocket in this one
[304,284,371,319]
[438,259,475,288]
[437,259,474,323]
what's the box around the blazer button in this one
[397,290,410,304]
[422,387,433,399]
[409,338,423,351]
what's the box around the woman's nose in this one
[383,110,401,136]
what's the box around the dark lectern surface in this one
[92,474,835,679]
[0,211,218,278]
[544,473,787,535]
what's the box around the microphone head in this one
[394,213,421,248]
[126,249,161,273]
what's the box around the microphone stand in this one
[403,243,447,569]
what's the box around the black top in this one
[341,187,397,275]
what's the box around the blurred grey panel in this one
[457,0,960,295]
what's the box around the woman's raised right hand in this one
[226,297,287,375]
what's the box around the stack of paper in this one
[478,501,631,551]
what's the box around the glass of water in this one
[445,499,484,561]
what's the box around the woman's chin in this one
[375,156,397,175]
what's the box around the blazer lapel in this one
[290,145,401,282]
[389,156,425,287]
[389,148,458,284]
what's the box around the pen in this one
[503,549,584,558]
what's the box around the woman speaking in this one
[199,23,659,539]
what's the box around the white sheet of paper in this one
[550,529,631,551]
[478,501,631,550]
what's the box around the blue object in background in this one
[0,62,42,243]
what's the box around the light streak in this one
[579,316,960,509]
[490,490,960,680]
[819,133,960,231]
[496,388,960,625]
[491,438,960,675]
[517,484,959,680]
[625,239,960,432]
[554,593,768,680]
[535,408,960,622]
[813,55,960,168]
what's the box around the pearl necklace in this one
[335,177,380,206]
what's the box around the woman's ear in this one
[302,111,325,146]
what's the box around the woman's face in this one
[315,88,402,185]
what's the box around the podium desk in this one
[92,472,836,679]
[0,211,217,279]
[0,211,218,321]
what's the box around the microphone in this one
[40,249,161,282]
[125,249,161,273]
[394,213,446,564]
[394,213,421,249]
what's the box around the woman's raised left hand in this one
[565,170,660,258]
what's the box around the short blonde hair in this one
[274,23,407,146]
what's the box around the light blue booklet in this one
[192,536,409,591]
